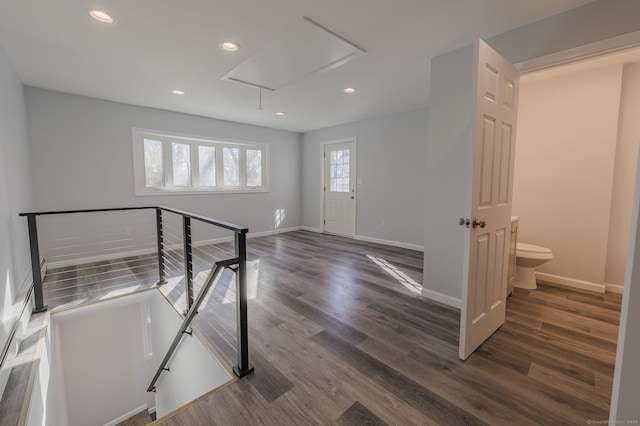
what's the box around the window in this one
[329,149,350,192]
[132,128,269,195]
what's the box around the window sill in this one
[135,188,270,196]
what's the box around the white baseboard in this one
[354,235,424,252]
[604,283,624,294]
[535,272,606,294]
[420,288,461,309]
[247,226,303,239]
[103,404,148,426]
[300,226,322,233]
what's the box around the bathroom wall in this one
[512,62,629,290]
[605,63,640,289]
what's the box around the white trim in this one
[354,235,424,252]
[420,288,462,309]
[300,226,322,233]
[604,283,624,294]
[535,272,605,294]
[102,404,148,426]
[320,137,358,236]
[516,30,640,73]
[247,226,302,239]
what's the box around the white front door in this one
[459,40,520,359]
[323,140,356,237]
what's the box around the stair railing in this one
[20,206,254,379]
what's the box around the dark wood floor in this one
[152,231,622,425]
[38,230,622,425]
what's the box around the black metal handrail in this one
[20,205,254,379]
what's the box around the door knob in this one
[350,196,354,200]
[459,218,470,228]
[472,218,486,229]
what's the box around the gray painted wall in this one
[25,88,302,242]
[0,46,33,360]
[302,108,428,248]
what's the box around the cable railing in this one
[19,206,254,380]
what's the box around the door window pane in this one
[246,149,262,187]
[329,149,350,192]
[223,147,240,187]
[172,142,191,187]
[143,138,164,187]
[198,145,216,187]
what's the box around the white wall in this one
[24,88,302,241]
[421,44,475,306]
[606,63,640,287]
[512,64,623,288]
[301,108,428,248]
[0,45,34,360]
[56,298,154,426]
[610,143,640,422]
[149,292,231,418]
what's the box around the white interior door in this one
[323,140,356,237]
[459,40,520,359]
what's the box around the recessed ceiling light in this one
[88,9,114,24]
[172,90,185,95]
[343,87,357,93]
[220,42,240,52]
[275,111,286,116]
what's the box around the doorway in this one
[322,138,357,238]
[512,47,640,294]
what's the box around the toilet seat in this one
[516,242,553,260]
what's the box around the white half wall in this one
[0,45,34,360]
[512,64,623,286]
[301,108,428,248]
[24,88,302,236]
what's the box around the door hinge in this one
[324,186,326,192]
[324,219,326,225]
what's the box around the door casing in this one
[320,137,357,237]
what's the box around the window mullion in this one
[240,147,247,189]
[192,142,200,188]
[163,138,173,188]
[215,143,224,188]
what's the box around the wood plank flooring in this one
[33,230,622,425]
[152,231,622,425]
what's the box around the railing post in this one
[233,231,254,378]
[26,214,47,313]
[155,208,167,285]
[183,216,194,311]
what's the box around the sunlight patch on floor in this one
[366,255,422,294]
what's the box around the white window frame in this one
[132,127,270,196]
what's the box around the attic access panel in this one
[222,17,366,91]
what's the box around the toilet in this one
[514,243,553,289]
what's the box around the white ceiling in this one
[0,0,596,133]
